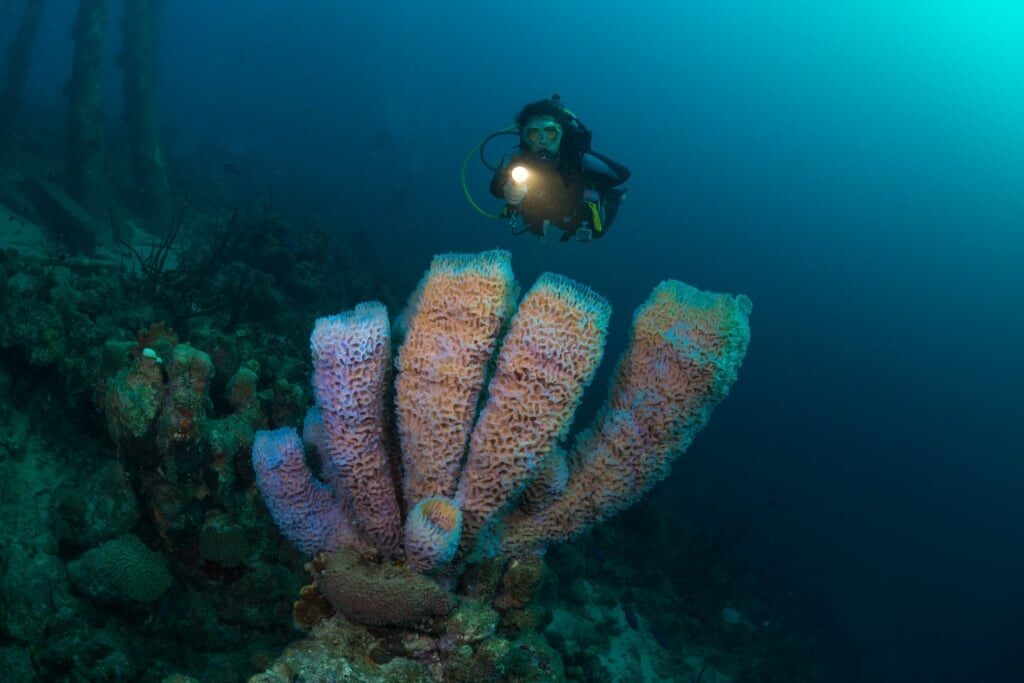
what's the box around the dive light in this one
[510,165,529,185]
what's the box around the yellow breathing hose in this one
[461,126,517,219]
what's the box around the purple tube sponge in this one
[311,303,403,557]
[404,496,463,573]
[250,251,751,573]
[302,406,327,456]
[252,428,360,555]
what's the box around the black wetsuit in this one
[490,149,630,241]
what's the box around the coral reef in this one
[541,499,833,683]
[0,206,389,680]
[0,176,841,682]
[249,249,751,681]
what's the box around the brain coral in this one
[67,533,172,603]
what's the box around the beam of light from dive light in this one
[510,166,529,184]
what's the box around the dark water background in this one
[3,1,1022,680]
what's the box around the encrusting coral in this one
[252,250,751,591]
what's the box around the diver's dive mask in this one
[522,116,562,156]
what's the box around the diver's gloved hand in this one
[503,180,527,205]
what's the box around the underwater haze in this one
[2,1,1023,681]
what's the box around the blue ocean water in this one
[3,1,1022,680]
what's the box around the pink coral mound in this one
[315,549,455,627]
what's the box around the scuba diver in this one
[463,95,630,242]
